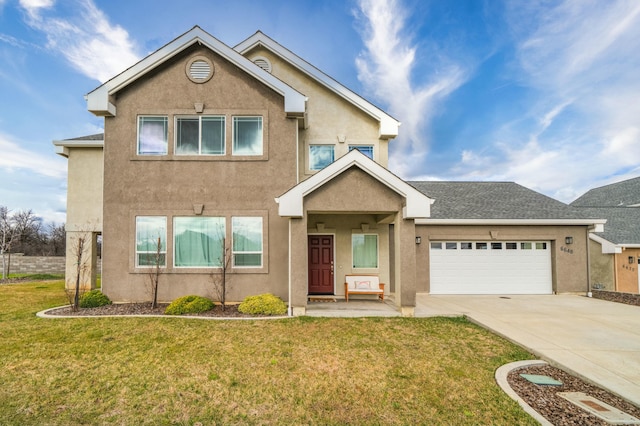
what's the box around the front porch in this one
[305,295,400,317]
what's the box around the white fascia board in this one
[415,218,608,227]
[589,234,622,254]
[235,32,399,138]
[86,27,306,117]
[277,150,433,218]
[52,138,104,158]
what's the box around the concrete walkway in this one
[416,294,640,406]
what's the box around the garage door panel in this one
[430,241,552,294]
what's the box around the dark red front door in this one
[308,235,334,294]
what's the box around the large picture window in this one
[135,216,167,267]
[309,145,335,170]
[174,217,225,267]
[176,116,225,155]
[138,116,168,155]
[352,234,378,268]
[232,217,263,267]
[232,116,263,155]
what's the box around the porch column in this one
[289,216,308,316]
[65,231,98,291]
[394,214,416,317]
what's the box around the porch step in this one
[308,296,338,302]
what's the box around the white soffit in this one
[85,26,306,117]
[276,150,433,218]
[52,138,104,158]
[235,31,400,139]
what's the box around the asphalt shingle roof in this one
[571,177,640,207]
[577,207,640,245]
[409,181,599,220]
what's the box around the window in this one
[536,242,547,250]
[176,116,225,155]
[521,242,532,250]
[352,234,378,268]
[138,116,168,155]
[233,116,263,155]
[461,242,472,250]
[446,242,457,250]
[174,217,225,267]
[491,242,503,250]
[348,145,374,159]
[430,242,442,250]
[135,216,167,267]
[476,242,488,250]
[506,242,517,250]
[232,217,263,267]
[309,145,335,170]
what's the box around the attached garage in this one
[429,241,552,294]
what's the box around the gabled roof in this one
[577,207,640,246]
[53,133,104,157]
[85,26,306,117]
[276,150,433,218]
[571,176,640,207]
[235,31,400,139]
[410,181,605,229]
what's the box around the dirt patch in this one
[508,364,640,425]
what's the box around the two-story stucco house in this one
[54,26,605,316]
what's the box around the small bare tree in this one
[146,236,163,309]
[65,232,90,311]
[209,237,232,311]
[0,207,38,279]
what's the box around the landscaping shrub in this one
[238,293,287,315]
[78,290,112,308]
[165,295,214,315]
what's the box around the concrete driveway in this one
[416,294,640,406]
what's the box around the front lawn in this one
[0,280,537,425]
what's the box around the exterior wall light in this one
[565,236,573,245]
[415,236,422,244]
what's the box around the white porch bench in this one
[344,274,385,302]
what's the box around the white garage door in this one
[430,241,552,294]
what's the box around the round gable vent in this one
[186,56,214,83]
[253,56,272,73]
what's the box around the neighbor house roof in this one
[577,207,640,246]
[410,181,605,229]
[85,26,306,118]
[53,133,104,157]
[234,31,400,139]
[571,177,640,207]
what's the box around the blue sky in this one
[1,0,639,224]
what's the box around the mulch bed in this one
[45,303,259,318]
[508,364,640,425]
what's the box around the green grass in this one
[3,273,64,281]
[0,280,537,425]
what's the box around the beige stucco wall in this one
[416,225,591,294]
[589,239,615,291]
[242,46,390,181]
[101,44,297,302]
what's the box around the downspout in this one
[586,227,592,297]
[288,218,292,317]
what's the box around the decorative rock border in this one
[36,306,289,320]
[495,360,554,426]
[592,290,640,306]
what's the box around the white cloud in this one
[354,0,468,178]
[0,133,66,179]
[18,0,140,82]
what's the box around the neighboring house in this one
[54,26,605,316]
[571,177,640,294]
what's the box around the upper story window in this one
[309,145,335,171]
[138,116,168,155]
[176,116,225,155]
[233,116,263,156]
[348,145,374,160]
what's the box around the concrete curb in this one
[495,360,553,426]
[36,306,289,321]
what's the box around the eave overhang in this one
[276,150,433,218]
[416,218,606,233]
[52,137,104,158]
[235,31,400,139]
[85,26,307,118]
